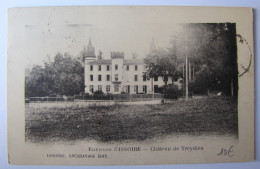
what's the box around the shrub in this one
[163,85,179,100]
[93,90,104,95]
[92,90,104,100]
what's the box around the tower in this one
[111,52,124,93]
[84,39,96,93]
[84,39,96,63]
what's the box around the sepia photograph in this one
[25,23,239,143]
[7,6,254,165]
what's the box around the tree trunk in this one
[189,63,191,82]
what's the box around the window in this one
[106,65,110,71]
[143,72,147,81]
[143,85,147,93]
[98,85,102,91]
[135,65,138,71]
[106,85,110,92]
[90,75,93,81]
[134,85,138,93]
[114,85,119,92]
[154,76,158,81]
[106,75,110,81]
[134,75,138,81]
[98,65,101,71]
[90,65,93,71]
[115,64,118,70]
[154,85,159,93]
[126,85,130,93]
[126,65,129,71]
[90,85,94,93]
[115,74,118,81]
[98,75,102,81]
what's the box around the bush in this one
[163,85,179,100]
[157,86,164,93]
[93,90,104,95]
[93,90,105,100]
[105,93,114,100]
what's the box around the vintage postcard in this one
[7,6,254,165]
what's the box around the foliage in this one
[93,90,105,95]
[25,53,84,97]
[25,66,49,97]
[162,85,179,100]
[145,23,238,97]
[182,23,238,96]
[144,48,180,86]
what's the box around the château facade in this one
[84,40,177,94]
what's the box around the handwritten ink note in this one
[217,145,234,157]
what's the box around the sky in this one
[12,7,183,67]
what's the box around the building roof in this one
[87,59,144,65]
[124,59,143,65]
[87,59,111,65]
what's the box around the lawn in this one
[25,97,238,143]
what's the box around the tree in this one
[25,65,50,97]
[25,53,85,97]
[144,23,238,98]
[176,23,238,97]
[144,48,180,89]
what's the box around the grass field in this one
[25,97,238,143]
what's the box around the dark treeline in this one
[25,53,84,98]
[145,23,238,97]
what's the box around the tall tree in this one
[180,23,238,97]
[25,53,85,97]
[25,65,50,97]
[144,48,180,88]
[144,23,238,97]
